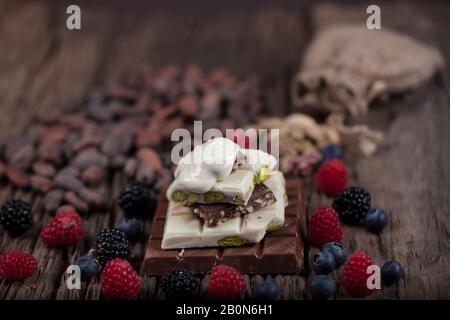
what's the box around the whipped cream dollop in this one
[174,137,241,193]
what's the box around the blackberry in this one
[118,181,157,217]
[160,267,198,299]
[332,187,371,225]
[0,199,33,237]
[96,229,130,266]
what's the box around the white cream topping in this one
[174,137,241,194]
[239,149,278,172]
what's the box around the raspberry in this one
[101,258,141,300]
[315,160,349,197]
[333,187,371,225]
[40,211,84,247]
[307,207,343,247]
[0,250,37,281]
[341,251,375,297]
[118,181,157,217]
[230,130,255,149]
[96,229,130,266]
[0,199,33,237]
[208,265,246,299]
[160,267,198,298]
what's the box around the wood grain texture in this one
[0,0,449,300]
[309,2,450,299]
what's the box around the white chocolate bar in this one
[166,169,255,205]
[161,171,286,249]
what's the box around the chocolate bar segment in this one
[140,179,305,275]
[167,169,255,205]
[191,183,276,227]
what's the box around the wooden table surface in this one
[0,0,449,299]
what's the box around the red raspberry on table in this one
[315,159,349,197]
[307,207,343,247]
[102,258,141,300]
[208,264,246,299]
[0,250,37,281]
[230,130,256,149]
[40,211,84,247]
[341,251,375,297]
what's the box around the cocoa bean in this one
[37,140,63,165]
[72,135,102,153]
[6,167,29,188]
[5,137,35,161]
[73,149,109,170]
[32,162,56,178]
[110,155,126,169]
[7,143,34,170]
[136,128,160,148]
[59,165,80,178]
[60,113,86,129]
[43,189,64,213]
[137,148,162,171]
[77,188,107,209]
[30,175,53,193]
[136,163,156,185]
[81,165,105,186]
[178,96,199,116]
[101,134,132,157]
[87,104,115,122]
[39,125,69,142]
[160,117,184,138]
[54,172,83,191]
[64,191,89,214]
[124,158,137,179]
[153,105,177,121]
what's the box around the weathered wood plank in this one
[310,2,450,299]
[0,2,54,139]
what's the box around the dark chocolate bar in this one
[191,183,276,227]
[140,180,305,275]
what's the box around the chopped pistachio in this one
[186,193,199,204]
[205,191,224,203]
[284,193,288,205]
[266,223,282,232]
[218,236,245,247]
[172,190,186,203]
[254,166,272,185]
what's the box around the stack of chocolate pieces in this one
[161,137,287,249]
[141,137,305,275]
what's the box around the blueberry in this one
[321,144,343,163]
[365,208,389,233]
[118,217,141,241]
[312,251,335,275]
[254,280,280,300]
[381,260,404,285]
[309,275,336,299]
[75,254,100,282]
[321,242,348,268]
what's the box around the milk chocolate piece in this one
[192,183,276,227]
[140,180,305,275]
